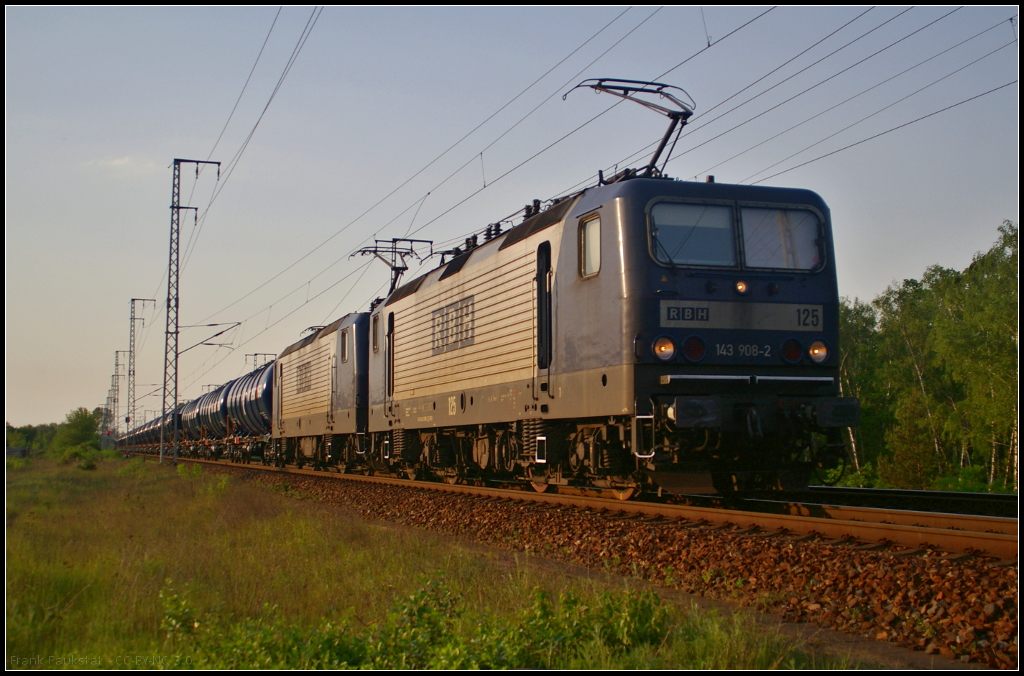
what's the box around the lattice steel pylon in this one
[160,159,219,464]
[128,298,154,456]
[112,351,127,436]
[108,351,127,450]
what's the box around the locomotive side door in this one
[384,311,395,417]
[534,241,553,401]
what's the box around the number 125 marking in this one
[796,308,820,327]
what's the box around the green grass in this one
[7,459,859,669]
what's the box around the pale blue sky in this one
[6,6,1018,425]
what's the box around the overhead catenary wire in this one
[139,8,308,356]
[194,7,636,326]
[663,6,964,169]
[747,79,1018,185]
[554,6,977,199]
[191,6,774,362]
[186,6,780,384]
[141,6,321,398]
[207,8,283,163]
[181,6,323,273]
[401,7,777,240]
[180,7,283,250]
[176,7,679,387]
[690,16,1018,180]
[350,6,674,247]
[738,40,1016,184]
[591,5,922,185]
[181,259,374,390]
[167,7,1012,399]
[439,8,1016,260]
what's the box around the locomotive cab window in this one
[341,329,349,363]
[650,203,735,267]
[579,215,601,277]
[740,207,821,270]
[372,315,379,353]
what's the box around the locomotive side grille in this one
[280,340,333,418]
[392,245,538,399]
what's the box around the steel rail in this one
[171,456,1018,561]
[808,486,1019,503]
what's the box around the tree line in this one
[837,221,1017,493]
[6,407,107,468]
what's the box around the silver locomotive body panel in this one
[368,194,639,434]
[274,312,369,438]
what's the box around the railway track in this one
[777,486,1017,518]
[162,456,1018,561]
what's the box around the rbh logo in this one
[666,306,709,321]
[431,296,475,354]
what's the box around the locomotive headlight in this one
[808,340,829,363]
[653,336,676,361]
[735,280,749,295]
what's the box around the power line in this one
[438,9,1014,258]
[354,8,671,245]
[181,6,324,272]
[739,40,1016,184]
[181,7,283,241]
[194,7,635,325]
[207,8,283,162]
[695,15,1017,180]
[749,80,1018,185]
[180,259,375,390]
[193,6,772,347]
[174,8,787,389]
[666,7,962,168]
[553,6,964,198]
[141,7,298,343]
[402,7,778,240]
[178,4,653,382]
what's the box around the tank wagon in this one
[124,362,274,463]
[123,80,858,494]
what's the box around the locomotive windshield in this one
[740,207,821,270]
[649,202,823,271]
[650,203,735,267]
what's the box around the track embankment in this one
[192,461,1018,669]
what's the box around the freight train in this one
[123,80,859,496]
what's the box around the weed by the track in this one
[6,459,858,669]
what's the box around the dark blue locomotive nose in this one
[571,177,854,490]
[617,179,839,372]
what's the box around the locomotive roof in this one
[278,312,364,359]
[381,176,829,311]
[589,176,828,212]
[385,193,581,308]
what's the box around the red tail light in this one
[782,339,802,363]
[683,336,706,362]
